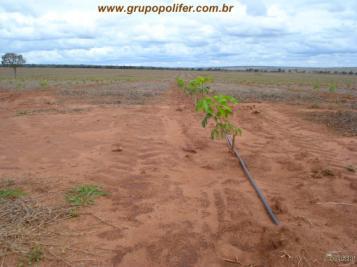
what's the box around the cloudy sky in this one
[1,0,356,67]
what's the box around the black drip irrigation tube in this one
[226,135,280,225]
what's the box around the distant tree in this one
[1,53,26,78]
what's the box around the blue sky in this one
[0,0,356,67]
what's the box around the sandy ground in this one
[0,85,356,267]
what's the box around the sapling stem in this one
[231,134,236,152]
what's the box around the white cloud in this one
[0,0,356,66]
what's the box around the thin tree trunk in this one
[14,67,17,79]
[231,134,236,152]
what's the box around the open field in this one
[0,68,356,266]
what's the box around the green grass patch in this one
[27,245,43,264]
[65,185,107,206]
[0,188,26,199]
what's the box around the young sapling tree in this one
[196,95,241,151]
[186,76,213,103]
[194,76,213,96]
[176,77,185,89]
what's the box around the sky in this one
[0,0,356,67]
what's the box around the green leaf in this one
[201,113,212,128]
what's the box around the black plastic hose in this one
[226,135,280,225]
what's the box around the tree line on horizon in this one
[1,52,357,78]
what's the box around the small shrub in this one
[65,185,107,206]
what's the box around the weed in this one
[65,185,107,206]
[26,245,43,265]
[0,188,26,199]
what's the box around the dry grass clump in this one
[0,197,73,262]
[0,182,109,265]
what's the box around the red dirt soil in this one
[0,87,356,266]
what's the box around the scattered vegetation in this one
[65,185,107,206]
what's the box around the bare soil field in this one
[0,68,356,266]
